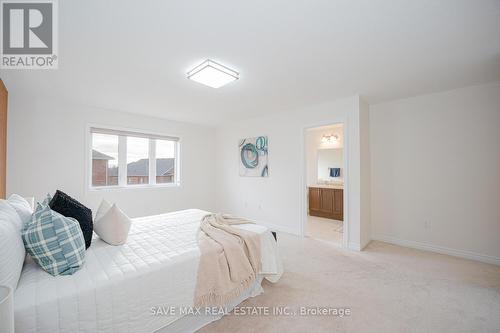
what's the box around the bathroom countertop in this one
[309,184,344,190]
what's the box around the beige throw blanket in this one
[194,213,261,307]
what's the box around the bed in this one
[14,209,283,333]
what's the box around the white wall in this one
[305,125,344,186]
[370,81,500,264]
[6,96,216,218]
[215,95,370,250]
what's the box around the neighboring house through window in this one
[90,127,180,188]
[106,157,175,185]
[92,149,116,186]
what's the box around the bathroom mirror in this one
[317,148,343,182]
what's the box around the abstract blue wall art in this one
[239,136,269,177]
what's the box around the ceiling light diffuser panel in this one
[187,60,239,88]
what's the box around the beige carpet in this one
[198,233,500,333]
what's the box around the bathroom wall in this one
[317,149,344,181]
[305,124,344,186]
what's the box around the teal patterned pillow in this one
[22,203,86,276]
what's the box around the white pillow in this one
[24,197,35,211]
[94,200,131,246]
[0,200,26,290]
[95,199,111,222]
[7,194,33,229]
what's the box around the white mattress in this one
[14,209,283,333]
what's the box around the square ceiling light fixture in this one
[187,60,239,88]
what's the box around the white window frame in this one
[87,125,181,190]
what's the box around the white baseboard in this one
[371,234,500,266]
[348,242,361,251]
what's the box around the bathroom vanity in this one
[308,185,343,221]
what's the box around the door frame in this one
[299,119,350,248]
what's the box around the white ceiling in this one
[2,0,500,125]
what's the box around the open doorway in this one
[304,123,345,246]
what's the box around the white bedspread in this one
[14,209,282,333]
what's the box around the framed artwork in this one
[239,136,268,177]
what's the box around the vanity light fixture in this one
[187,59,239,88]
[321,134,339,143]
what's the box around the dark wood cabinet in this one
[309,187,321,211]
[320,189,334,214]
[333,189,343,218]
[308,187,343,220]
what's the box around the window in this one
[91,133,119,187]
[156,139,176,184]
[126,136,149,185]
[90,127,180,188]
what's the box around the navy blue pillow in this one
[49,190,93,249]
